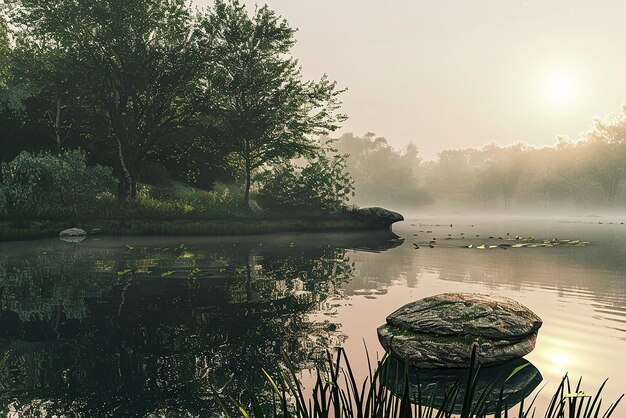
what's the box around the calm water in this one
[0,216,625,416]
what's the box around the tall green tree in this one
[9,0,204,198]
[199,0,346,205]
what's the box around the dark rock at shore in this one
[377,293,542,368]
[353,207,403,230]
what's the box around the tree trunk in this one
[117,138,134,200]
[47,97,63,154]
[54,97,62,153]
[244,139,251,206]
[130,170,139,199]
[244,159,251,206]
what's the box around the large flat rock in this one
[386,293,542,340]
[377,293,542,368]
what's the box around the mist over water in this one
[334,116,626,216]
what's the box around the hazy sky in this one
[198,0,626,159]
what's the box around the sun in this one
[544,72,576,103]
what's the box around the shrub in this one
[107,182,246,220]
[258,150,355,213]
[0,150,116,220]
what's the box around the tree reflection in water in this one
[0,232,401,416]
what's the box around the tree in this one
[199,0,346,205]
[9,0,204,198]
[9,45,77,153]
[583,106,626,204]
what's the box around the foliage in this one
[0,150,115,219]
[214,346,623,418]
[199,0,346,204]
[119,182,246,219]
[258,149,354,213]
[0,16,9,91]
[3,0,348,210]
[0,15,32,118]
[7,0,206,198]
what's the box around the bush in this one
[258,151,355,213]
[0,150,116,220]
[107,182,247,220]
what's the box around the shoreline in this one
[0,215,377,242]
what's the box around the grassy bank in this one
[0,215,371,242]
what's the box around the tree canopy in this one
[8,0,206,197]
[0,0,354,219]
[199,0,346,204]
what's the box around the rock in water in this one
[354,207,404,230]
[59,227,87,237]
[377,293,542,368]
[59,228,87,243]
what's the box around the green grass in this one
[213,346,623,418]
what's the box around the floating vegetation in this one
[465,238,591,250]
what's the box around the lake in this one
[0,216,625,416]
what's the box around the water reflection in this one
[1,218,625,415]
[326,218,626,415]
[385,357,543,415]
[0,231,400,417]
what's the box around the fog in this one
[335,105,626,217]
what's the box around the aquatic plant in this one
[212,346,623,418]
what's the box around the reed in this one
[213,346,623,418]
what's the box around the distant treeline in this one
[336,105,626,212]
